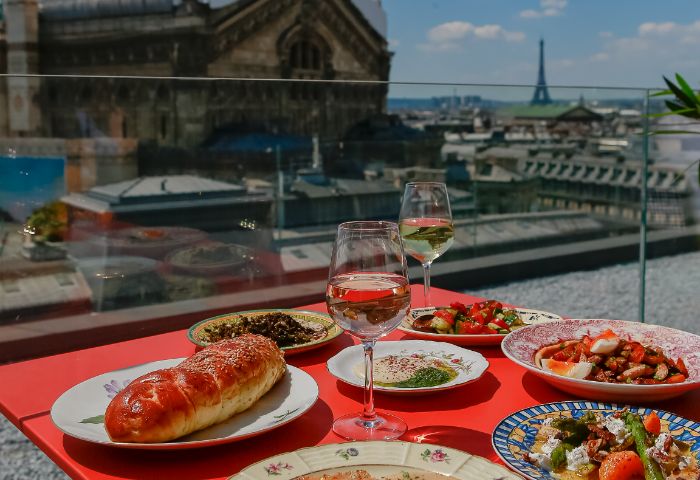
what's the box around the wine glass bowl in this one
[399,182,454,307]
[325,221,410,440]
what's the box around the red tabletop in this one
[1,285,699,480]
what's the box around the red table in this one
[1,285,699,480]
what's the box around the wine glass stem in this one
[361,340,377,422]
[422,261,431,307]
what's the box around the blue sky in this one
[382,0,700,93]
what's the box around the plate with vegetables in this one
[188,309,343,354]
[492,401,700,480]
[502,319,700,402]
[326,340,489,394]
[398,300,562,346]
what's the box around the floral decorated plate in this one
[326,340,489,394]
[399,307,562,346]
[492,401,700,480]
[50,359,318,450]
[502,319,700,402]
[188,309,343,354]
[230,440,522,480]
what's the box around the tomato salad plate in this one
[502,319,700,402]
[50,358,318,450]
[230,440,522,480]
[188,309,343,355]
[399,300,562,346]
[326,340,489,395]
[492,401,700,480]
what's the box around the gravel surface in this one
[1,251,698,479]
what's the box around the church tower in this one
[531,38,552,105]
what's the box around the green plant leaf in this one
[664,76,698,109]
[80,414,104,424]
[649,89,672,97]
[649,129,700,135]
[675,74,698,104]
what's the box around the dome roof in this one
[39,0,176,21]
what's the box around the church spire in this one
[531,38,552,105]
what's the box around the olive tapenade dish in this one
[188,309,343,354]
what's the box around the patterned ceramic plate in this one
[50,359,318,450]
[502,319,700,402]
[399,307,562,346]
[326,340,489,394]
[492,401,700,480]
[188,309,343,354]
[230,440,523,480]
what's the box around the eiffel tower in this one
[531,38,552,105]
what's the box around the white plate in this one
[50,359,318,449]
[230,440,522,480]
[399,307,562,346]
[502,319,700,402]
[326,340,489,394]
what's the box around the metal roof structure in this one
[39,0,176,20]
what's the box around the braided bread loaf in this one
[105,334,285,443]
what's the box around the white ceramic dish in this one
[188,309,343,354]
[502,318,700,402]
[50,359,318,449]
[492,400,700,480]
[399,307,562,346]
[230,440,522,480]
[326,340,489,394]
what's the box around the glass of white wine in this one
[398,182,454,307]
[326,221,411,440]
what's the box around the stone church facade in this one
[0,0,391,147]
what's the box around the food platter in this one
[230,440,522,480]
[50,359,318,450]
[187,309,343,354]
[165,242,254,276]
[502,319,700,402]
[399,307,562,346]
[326,340,489,394]
[492,400,700,480]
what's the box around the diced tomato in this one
[676,357,689,377]
[629,343,645,363]
[598,451,645,480]
[665,373,686,384]
[481,326,499,334]
[643,412,661,436]
[477,308,493,323]
[469,303,482,317]
[450,302,468,315]
[490,317,509,330]
[456,321,482,334]
[433,309,455,326]
[471,312,487,325]
[552,344,577,361]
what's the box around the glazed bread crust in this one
[104,334,286,443]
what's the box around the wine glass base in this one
[332,412,407,441]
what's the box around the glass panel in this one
[0,75,653,362]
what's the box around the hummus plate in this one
[326,340,489,394]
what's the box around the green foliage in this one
[649,73,700,183]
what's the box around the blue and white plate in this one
[492,401,700,480]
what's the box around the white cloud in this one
[520,9,541,19]
[421,21,524,52]
[389,38,400,48]
[589,52,610,62]
[520,0,567,20]
[427,21,473,43]
[599,31,614,38]
[639,21,678,36]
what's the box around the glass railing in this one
[1,74,697,362]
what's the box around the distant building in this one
[531,39,552,106]
[0,0,391,146]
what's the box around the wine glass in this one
[399,182,454,307]
[326,221,411,440]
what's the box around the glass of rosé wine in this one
[399,182,453,307]
[326,221,411,440]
